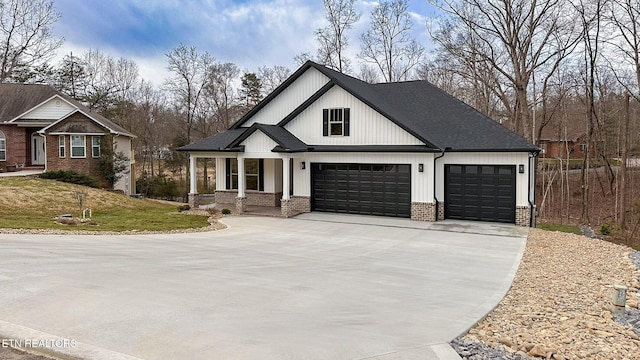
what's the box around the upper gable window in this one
[323,108,350,137]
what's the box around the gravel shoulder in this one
[453,228,640,360]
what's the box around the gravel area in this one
[452,229,640,360]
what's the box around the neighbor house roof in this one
[0,83,58,122]
[182,61,539,153]
[0,83,135,138]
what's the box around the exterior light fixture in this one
[301,161,306,170]
[418,163,424,172]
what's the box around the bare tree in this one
[357,63,380,83]
[610,0,640,101]
[258,65,290,95]
[164,44,214,144]
[0,0,62,82]
[430,0,579,141]
[316,0,360,73]
[359,0,425,82]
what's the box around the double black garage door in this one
[445,164,516,223]
[311,162,516,223]
[312,163,411,217]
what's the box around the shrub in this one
[177,205,191,212]
[600,224,611,236]
[221,208,231,215]
[136,173,179,200]
[40,170,101,188]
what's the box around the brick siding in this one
[515,206,531,227]
[411,202,436,221]
[0,125,30,167]
[46,134,105,186]
[215,190,282,206]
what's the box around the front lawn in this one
[0,177,210,232]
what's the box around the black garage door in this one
[312,163,411,217]
[445,164,516,223]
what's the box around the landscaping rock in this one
[452,229,640,360]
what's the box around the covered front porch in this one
[187,154,310,218]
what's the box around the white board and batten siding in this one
[239,131,281,158]
[285,86,423,146]
[20,97,75,120]
[292,152,435,202]
[243,68,330,127]
[436,152,531,206]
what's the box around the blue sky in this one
[52,0,440,85]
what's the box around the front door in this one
[31,134,45,165]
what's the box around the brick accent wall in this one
[516,206,531,227]
[215,190,238,204]
[215,190,282,206]
[281,196,311,217]
[411,202,436,221]
[0,124,29,167]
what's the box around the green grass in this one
[536,223,582,235]
[0,177,210,232]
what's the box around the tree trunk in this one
[620,93,630,229]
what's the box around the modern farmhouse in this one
[179,61,540,226]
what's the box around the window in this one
[58,135,65,157]
[71,135,86,158]
[0,131,5,161]
[322,108,350,137]
[245,159,259,190]
[92,136,100,158]
[329,108,344,135]
[226,158,263,191]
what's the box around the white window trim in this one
[329,108,344,136]
[70,135,86,158]
[0,131,6,161]
[59,135,65,158]
[92,136,101,158]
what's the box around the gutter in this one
[433,148,448,221]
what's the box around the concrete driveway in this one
[0,214,527,360]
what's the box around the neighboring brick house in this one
[0,84,136,194]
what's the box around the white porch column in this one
[237,157,245,198]
[189,155,197,194]
[282,156,291,200]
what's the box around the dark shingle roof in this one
[178,128,249,151]
[311,63,538,152]
[187,61,539,153]
[231,124,308,153]
[0,84,58,122]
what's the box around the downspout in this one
[433,148,446,221]
[528,151,539,227]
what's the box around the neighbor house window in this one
[71,135,86,158]
[227,158,263,191]
[322,108,350,137]
[92,136,100,158]
[0,131,6,161]
[58,135,65,157]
